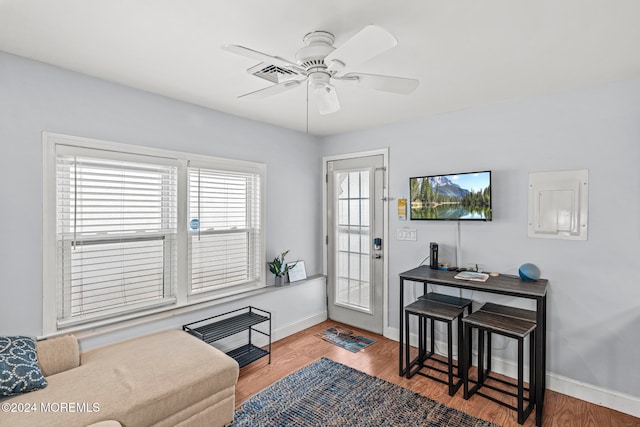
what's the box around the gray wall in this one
[0,52,324,343]
[321,77,640,398]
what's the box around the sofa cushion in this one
[0,336,47,397]
[36,335,80,377]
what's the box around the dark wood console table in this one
[398,266,548,426]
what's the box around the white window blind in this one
[55,152,177,327]
[44,133,266,334]
[188,167,262,294]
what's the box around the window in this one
[43,134,265,334]
[55,149,177,328]
[188,166,262,295]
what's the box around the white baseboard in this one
[546,372,640,418]
[273,311,328,342]
[384,326,640,418]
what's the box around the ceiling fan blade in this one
[341,72,419,94]
[238,79,302,99]
[222,44,306,74]
[314,84,341,115]
[325,25,397,76]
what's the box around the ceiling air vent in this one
[247,63,301,84]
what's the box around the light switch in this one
[397,228,417,241]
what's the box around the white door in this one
[326,154,385,334]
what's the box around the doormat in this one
[315,325,376,353]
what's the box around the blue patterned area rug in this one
[315,326,376,353]
[231,358,498,427]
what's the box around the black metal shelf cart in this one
[183,306,271,368]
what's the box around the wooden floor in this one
[236,320,639,427]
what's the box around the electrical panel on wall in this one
[528,169,588,240]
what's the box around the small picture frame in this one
[287,261,307,283]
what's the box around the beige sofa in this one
[1,330,239,427]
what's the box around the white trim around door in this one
[322,148,389,336]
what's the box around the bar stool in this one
[462,303,537,424]
[477,302,537,379]
[404,299,467,395]
[419,292,473,365]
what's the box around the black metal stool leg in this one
[478,329,485,385]
[530,330,536,413]
[424,316,429,360]
[466,305,472,366]
[418,313,424,366]
[457,315,463,377]
[518,336,525,424]
[463,323,471,398]
[405,310,411,379]
[430,315,435,355]
[486,331,492,376]
[447,320,454,395]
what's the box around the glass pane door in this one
[335,169,371,313]
[326,154,384,334]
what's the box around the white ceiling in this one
[1,1,639,136]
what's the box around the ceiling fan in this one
[223,25,419,115]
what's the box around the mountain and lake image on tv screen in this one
[409,171,492,221]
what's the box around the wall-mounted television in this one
[409,170,492,221]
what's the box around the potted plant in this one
[267,250,297,286]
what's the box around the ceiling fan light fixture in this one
[315,84,340,115]
[308,71,331,92]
